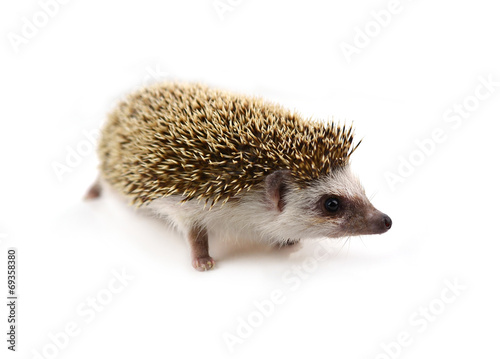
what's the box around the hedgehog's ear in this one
[264,170,290,212]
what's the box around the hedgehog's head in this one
[263,166,391,241]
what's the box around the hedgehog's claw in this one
[282,239,300,246]
[192,257,215,271]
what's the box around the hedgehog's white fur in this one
[145,165,368,245]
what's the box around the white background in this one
[1,0,499,358]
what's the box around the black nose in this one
[383,215,392,231]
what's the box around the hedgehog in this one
[86,82,392,271]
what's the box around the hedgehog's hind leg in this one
[188,225,215,271]
[84,177,102,200]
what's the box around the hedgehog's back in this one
[98,82,356,206]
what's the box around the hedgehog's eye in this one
[324,197,340,212]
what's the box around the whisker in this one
[339,236,349,254]
[359,235,367,248]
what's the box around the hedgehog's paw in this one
[282,239,300,246]
[275,239,302,253]
[192,256,215,271]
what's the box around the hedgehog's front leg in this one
[188,225,215,271]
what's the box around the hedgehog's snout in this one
[362,209,392,235]
[373,213,392,234]
[383,215,392,231]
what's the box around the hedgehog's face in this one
[264,166,391,240]
[308,167,392,238]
